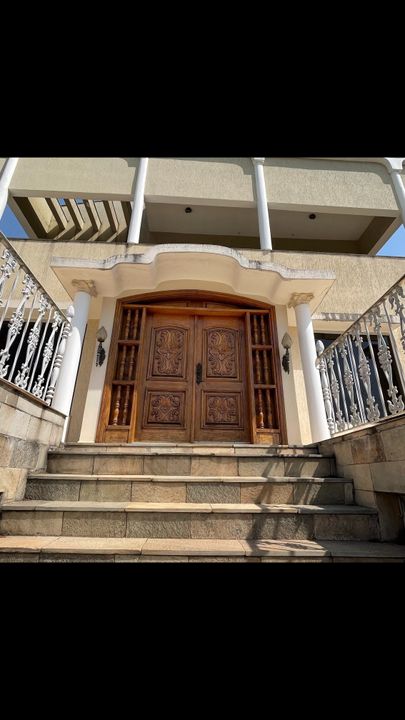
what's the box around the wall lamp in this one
[281,332,292,374]
[96,326,107,366]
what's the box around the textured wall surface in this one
[0,381,64,501]
[320,415,405,541]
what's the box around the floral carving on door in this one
[206,328,238,377]
[147,392,185,425]
[206,393,240,425]
[151,327,186,377]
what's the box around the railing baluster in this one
[384,297,405,392]
[368,305,402,416]
[364,312,388,417]
[28,303,53,393]
[326,346,345,431]
[0,266,20,333]
[8,283,39,383]
[0,248,17,307]
[334,345,349,425]
[0,232,71,410]
[45,309,74,406]
[352,322,380,423]
[14,293,51,389]
[0,274,37,379]
[32,311,63,399]
[316,340,335,434]
[389,286,405,353]
[339,339,362,427]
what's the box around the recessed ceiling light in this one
[309,213,316,220]
[185,207,192,213]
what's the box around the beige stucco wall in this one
[7,158,139,199]
[2,157,401,214]
[145,158,256,203]
[9,241,405,319]
[264,159,398,213]
[261,250,405,317]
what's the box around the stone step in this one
[25,474,353,505]
[60,442,321,457]
[1,535,403,563]
[46,451,335,478]
[0,501,379,541]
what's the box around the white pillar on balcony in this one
[384,158,405,226]
[252,157,272,250]
[0,158,19,221]
[52,280,97,423]
[288,293,330,442]
[127,157,149,244]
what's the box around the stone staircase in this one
[1,443,405,562]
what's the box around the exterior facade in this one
[1,157,405,561]
[2,157,405,448]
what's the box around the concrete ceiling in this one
[270,210,372,241]
[145,201,376,242]
[145,202,259,237]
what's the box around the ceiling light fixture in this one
[309,213,316,220]
[185,207,192,213]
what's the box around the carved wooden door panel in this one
[137,313,195,442]
[193,316,250,442]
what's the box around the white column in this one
[252,157,272,250]
[0,158,19,221]
[127,157,149,244]
[52,280,97,430]
[289,293,330,442]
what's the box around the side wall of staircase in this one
[320,414,405,543]
[0,380,64,502]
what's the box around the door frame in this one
[96,291,287,444]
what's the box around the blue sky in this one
[376,224,405,256]
[1,204,404,256]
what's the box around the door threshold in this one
[127,442,253,446]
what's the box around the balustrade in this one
[0,232,72,407]
[316,276,405,435]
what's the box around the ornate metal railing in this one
[316,274,405,436]
[0,232,73,407]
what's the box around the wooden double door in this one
[97,295,285,445]
[138,311,249,443]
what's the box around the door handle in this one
[196,362,202,384]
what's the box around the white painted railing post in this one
[252,158,272,250]
[289,293,330,442]
[0,158,19,221]
[45,306,75,406]
[127,158,149,245]
[315,340,336,434]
